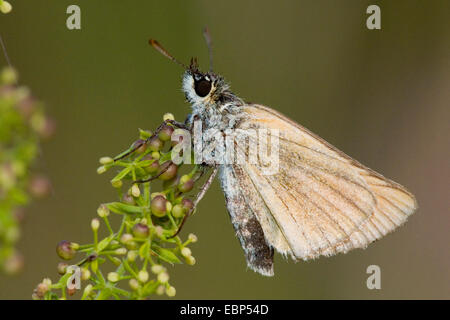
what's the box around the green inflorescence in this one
[0,67,53,274]
[34,114,203,300]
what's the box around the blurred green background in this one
[0,0,449,299]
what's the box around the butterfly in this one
[146,29,418,276]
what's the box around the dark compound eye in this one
[194,79,212,97]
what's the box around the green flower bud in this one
[163,113,175,121]
[99,157,113,165]
[159,162,178,180]
[166,286,176,297]
[129,279,139,291]
[151,264,165,275]
[139,129,152,139]
[120,233,133,244]
[110,256,122,266]
[127,250,138,262]
[83,284,93,296]
[56,240,76,260]
[155,226,164,237]
[148,136,163,152]
[188,233,198,243]
[36,282,49,298]
[81,268,91,280]
[115,248,127,255]
[172,204,185,218]
[186,255,196,266]
[146,160,160,174]
[0,1,12,14]
[181,247,192,258]
[131,184,141,198]
[181,198,194,212]
[157,272,169,283]
[178,178,194,193]
[111,179,123,188]
[158,124,174,141]
[97,204,110,217]
[132,223,149,239]
[137,270,149,283]
[97,166,107,174]
[107,272,120,283]
[141,154,159,174]
[91,218,100,231]
[151,151,160,160]
[156,285,165,295]
[132,139,147,153]
[151,195,167,217]
[57,262,68,275]
[122,194,135,205]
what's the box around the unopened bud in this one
[151,264,165,274]
[57,262,68,275]
[120,233,133,244]
[186,255,196,266]
[129,279,139,291]
[91,218,100,231]
[163,113,175,121]
[127,250,138,262]
[137,270,149,283]
[111,179,123,188]
[99,157,113,165]
[81,268,91,280]
[115,247,127,255]
[181,247,192,258]
[83,284,93,296]
[166,286,176,297]
[188,233,198,243]
[157,272,169,283]
[97,166,107,174]
[56,240,76,260]
[107,272,119,283]
[97,204,110,217]
[132,223,149,239]
[0,1,12,14]
[131,184,141,197]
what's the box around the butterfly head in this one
[182,59,228,107]
[149,35,237,111]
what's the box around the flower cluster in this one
[0,67,53,274]
[34,114,202,300]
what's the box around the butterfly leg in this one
[134,160,172,183]
[113,119,190,161]
[170,165,218,238]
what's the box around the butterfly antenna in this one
[202,26,213,72]
[149,39,187,69]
